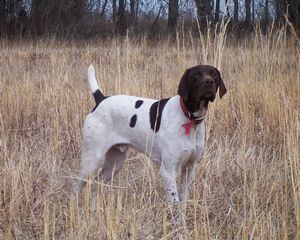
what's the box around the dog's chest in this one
[180,124,206,161]
[160,111,206,162]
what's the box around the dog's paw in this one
[167,192,180,205]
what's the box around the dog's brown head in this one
[178,65,227,113]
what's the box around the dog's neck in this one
[179,97,208,121]
[192,100,207,118]
[183,96,209,116]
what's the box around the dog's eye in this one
[211,72,218,78]
[193,71,202,76]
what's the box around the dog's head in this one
[178,65,227,112]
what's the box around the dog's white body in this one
[74,65,206,204]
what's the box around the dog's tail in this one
[88,64,105,105]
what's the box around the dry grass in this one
[0,26,299,239]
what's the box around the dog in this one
[74,64,227,205]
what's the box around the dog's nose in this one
[204,78,214,87]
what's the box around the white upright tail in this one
[87,65,99,93]
[87,65,105,106]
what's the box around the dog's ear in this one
[219,79,227,98]
[178,69,190,101]
[215,68,227,99]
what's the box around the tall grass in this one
[0,25,299,239]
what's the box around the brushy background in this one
[0,25,299,239]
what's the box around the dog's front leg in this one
[159,160,180,204]
[179,159,195,202]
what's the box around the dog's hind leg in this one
[100,145,128,183]
[73,146,106,195]
[74,116,111,195]
[90,145,128,209]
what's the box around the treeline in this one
[0,0,299,39]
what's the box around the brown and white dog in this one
[74,64,227,206]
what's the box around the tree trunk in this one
[287,0,300,28]
[0,0,6,35]
[225,0,230,18]
[275,0,286,22]
[215,0,220,22]
[264,0,269,33]
[245,0,251,27]
[0,0,4,17]
[117,0,126,35]
[194,0,212,25]
[168,0,179,33]
[100,0,108,18]
[136,0,139,23]
[7,0,15,35]
[30,0,40,36]
[252,0,255,22]
[130,0,136,27]
[112,0,117,24]
[234,0,239,23]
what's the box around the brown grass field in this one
[0,24,299,239]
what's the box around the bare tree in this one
[168,0,179,33]
[112,0,117,24]
[117,0,126,35]
[0,0,297,39]
[100,0,108,18]
[194,0,213,24]
[135,0,139,21]
[0,1,5,34]
[234,0,239,23]
[225,0,230,18]
[264,0,269,33]
[130,0,136,27]
[215,0,220,22]
[252,0,255,22]
[275,0,286,22]
[27,0,86,37]
[245,0,252,27]
[30,0,40,35]
[287,0,300,28]
[0,0,28,36]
